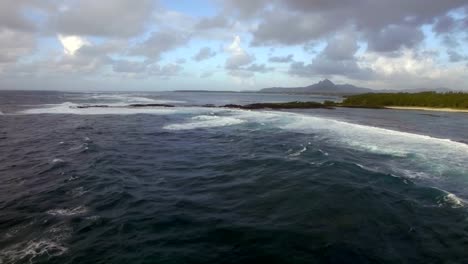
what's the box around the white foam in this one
[47,206,88,216]
[88,94,186,104]
[164,115,245,130]
[18,102,179,115]
[288,146,307,157]
[0,240,68,263]
[0,224,70,263]
[52,158,64,164]
[212,109,468,182]
[435,189,465,208]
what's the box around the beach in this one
[385,106,468,113]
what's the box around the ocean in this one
[0,90,467,263]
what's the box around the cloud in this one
[241,0,466,53]
[200,71,214,78]
[228,69,254,78]
[196,15,230,29]
[51,0,154,37]
[58,35,90,55]
[366,25,424,53]
[447,50,468,62]
[131,30,190,60]
[288,31,374,80]
[0,29,35,63]
[112,60,148,73]
[223,0,271,18]
[361,49,468,89]
[252,11,336,45]
[269,54,294,63]
[243,64,274,73]
[111,59,183,78]
[193,47,216,61]
[0,0,55,32]
[150,63,183,77]
[225,35,253,69]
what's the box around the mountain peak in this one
[318,79,334,86]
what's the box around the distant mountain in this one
[259,79,374,95]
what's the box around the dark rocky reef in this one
[128,104,175,107]
[76,105,109,109]
[75,104,175,109]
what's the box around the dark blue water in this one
[1,91,468,263]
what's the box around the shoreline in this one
[385,106,468,113]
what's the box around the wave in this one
[0,223,70,263]
[46,206,88,216]
[18,102,180,115]
[16,104,468,183]
[164,115,245,130]
[88,94,186,104]
[17,102,232,116]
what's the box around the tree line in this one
[341,92,468,109]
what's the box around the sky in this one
[0,0,467,91]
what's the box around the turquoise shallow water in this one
[0,91,468,264]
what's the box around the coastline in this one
[385,106,468,113]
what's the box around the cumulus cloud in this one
[58,35,90,55]
[269,54,294,63]
[289,31,374,80]
[131,30,190,60]
[193,47,216,61]
[243,64,274,73]
[242,0,467,53]
[225,35,253,69]
[366,25,424,53]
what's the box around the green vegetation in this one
[223,101,333,109]
[341,92,468,109]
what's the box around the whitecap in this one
[0,240,68,263]
[88,94,186,104]
[288,146,307,157]
[437,190,465,208]
[164,115,245,130]
[52,158,64,164]
[47,206,88,216]
[0,224,70,263]
[18,102,180,115]
[17,103,217,116]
